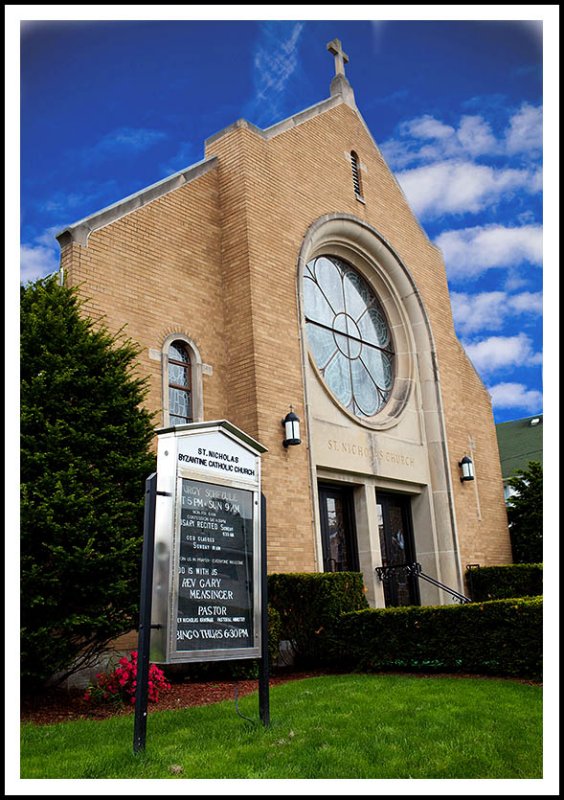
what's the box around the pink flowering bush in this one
[83,650,171,706]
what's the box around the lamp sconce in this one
[459,455,474,482]
[282,406,301,448]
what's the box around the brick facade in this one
[59,85,512,603]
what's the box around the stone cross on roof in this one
[327,38,349,78]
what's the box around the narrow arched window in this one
[351,151,363,200]
[167,340,193,424]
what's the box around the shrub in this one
[84,651,171,705]
[326,597,542,680]
[21,276,156,690]
[466,563,543,601]
[267,572,369,666]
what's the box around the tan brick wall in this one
[64,168,229,427]
[62,98,511,578]
[206,102,511,571]
[443,342,512,571]
[206,124,318,572]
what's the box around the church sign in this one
[150,421,267,664]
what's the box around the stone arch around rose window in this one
[297,214,426,431]
[296,213,463,596]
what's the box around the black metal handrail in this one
[375,562,471,604]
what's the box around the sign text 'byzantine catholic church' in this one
[56,39,512,607]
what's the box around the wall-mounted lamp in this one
[459,455,475,482]
[282,407,301,448]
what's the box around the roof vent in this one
[351,151,363,200]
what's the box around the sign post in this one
[133,421,268,754]
[258,492,270,726]
[133,473,157,754]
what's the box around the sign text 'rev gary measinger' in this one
[149,421,267,664]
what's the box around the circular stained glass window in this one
[303,255,394,418]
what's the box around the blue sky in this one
[14,9,554,425]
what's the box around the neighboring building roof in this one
[496,414,543,481]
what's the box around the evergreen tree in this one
[507,461,543,564]
[21,276,156,690]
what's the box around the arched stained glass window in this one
[168,341,192,424]
[303,256,394,418]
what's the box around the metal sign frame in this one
[150,420,267,665]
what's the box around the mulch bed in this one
[21,669,541,726]
[20,669,326,726]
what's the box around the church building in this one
[56,39,512,607]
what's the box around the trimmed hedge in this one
[267,572,369,666]
[326,597,542,680]
[466,563,543,601]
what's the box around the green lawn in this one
[20,674,542,779]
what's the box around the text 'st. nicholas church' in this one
[57,39,512,606]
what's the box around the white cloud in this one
[488,382,543,412]
[456,115,498,158]
[160,142,198,176]
[507,291,543,314]
[82,127,167,165]
[516,209,537,225]
[435,224,543,279]
[451,290,542,335]
[248,22,305,126]
[37,180,120,220]
[378,139,420,170]
[370,21,387,51]
[505,103,542,155]
[397,161,541,219]
[463,333,542,374]
[401,114,455,141]
[451,291,504,334]
[382,113,485,169]
[503,272,530,292]
[20,227,61,283]
[381,103,542,170]
[20,243,59,284]
[254,25,303,96]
